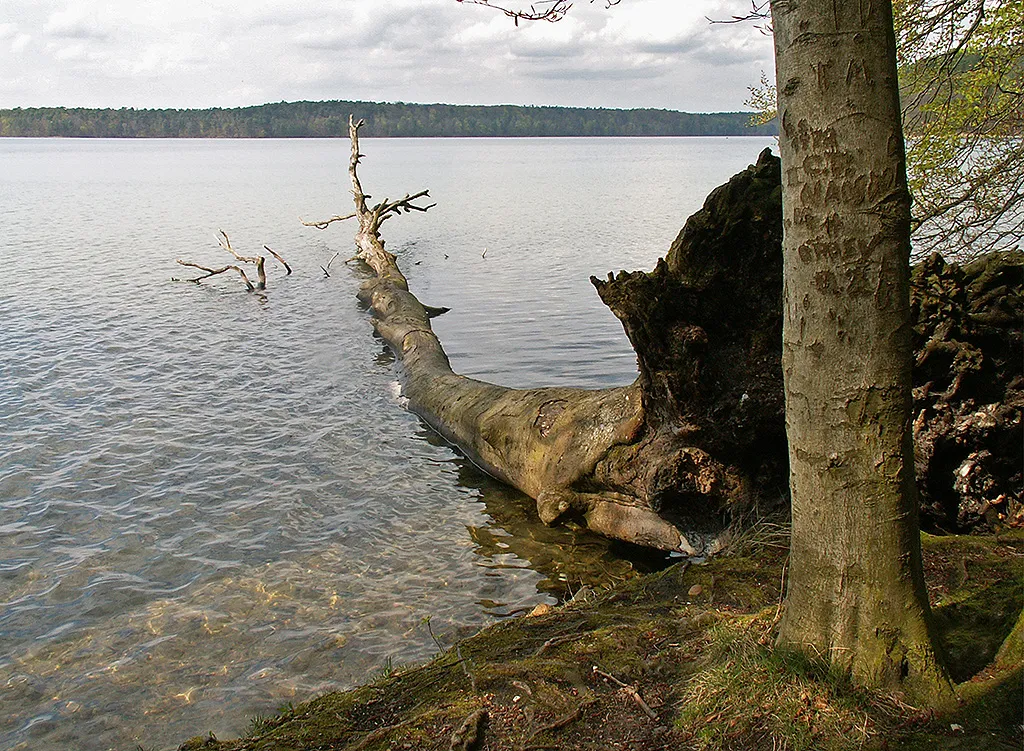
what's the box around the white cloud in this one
[0,0,775,111]
[44,6,112,40]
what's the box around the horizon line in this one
[0,99,761,116]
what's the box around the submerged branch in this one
[264,245,292,275]
[219,230,266,289]
[176,232,291,292]
[175,260,255,292]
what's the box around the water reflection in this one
[413,426,674,607]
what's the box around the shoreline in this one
[174,529,1023,751]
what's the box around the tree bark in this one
[770,0,952,699]
[310,117,790,556]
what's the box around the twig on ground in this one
[450,708,487,751]
[525,699,596,744]
[348,707,431,751]
[592,666,658,721]
[532,634,579,657]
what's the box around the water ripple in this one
[0,136,774,750]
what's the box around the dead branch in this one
[707,0,771,26]
[457,0,620,24]
[219,230,266,289]
[592,666,658,721]
[264,245,292,275]
[302,126,433,235]
[217,229,266,288]
[217,230,260,264]
[320,252,341,277]
[524,699,596,743]
[175,260,255,292]
[176,232,291,292]
[374,190,437,225]
[302,211,358,230]
[531,633,579,657]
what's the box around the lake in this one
[0,135,775,750]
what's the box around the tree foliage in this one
[746,0,1023,260]
[898,0,1024,257]
[0,100,775,139]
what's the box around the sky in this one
[0,0,775,113]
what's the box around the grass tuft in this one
[719,519,792,558]
[676,613,892,751]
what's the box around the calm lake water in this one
[0,135,774,750]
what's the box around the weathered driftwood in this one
[175,231,291,291]
[264,245,292,275]
[175,260,256,291]
[218,230,267,289]
[307,118,789,554]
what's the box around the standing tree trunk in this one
[770,0,951,698]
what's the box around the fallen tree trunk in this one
[310,118,1020,552]
[307,117,788,554]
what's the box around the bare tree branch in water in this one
[174,261,256,291]
[174,231,291,291]
[264,246,292,275]
[219,230,267,290]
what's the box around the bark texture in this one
[770,0,951,697]
[591,151,787,531]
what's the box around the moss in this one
[921,531,1024,681]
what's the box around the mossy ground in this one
[177,529,1022,751]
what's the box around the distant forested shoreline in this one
[0,100,777,138]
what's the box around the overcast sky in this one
[0,0,775,112]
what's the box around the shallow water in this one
[0,135,774,749]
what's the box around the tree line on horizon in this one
[0,100,777,138]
